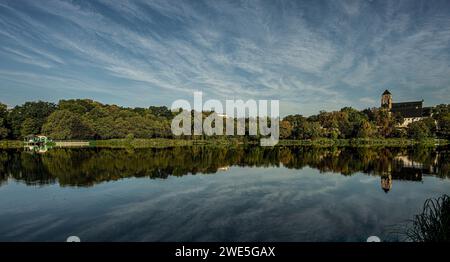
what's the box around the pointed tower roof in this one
[382,90,391,95]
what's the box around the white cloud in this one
[1,0,450,112]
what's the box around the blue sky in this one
[1,0,450,116]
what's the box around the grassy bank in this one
[89,138,246,148]
[93,138,449,148]
[278,138,450,147]
[0,140,23,148]
[1,138,448,149]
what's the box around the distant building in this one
[380,90,432,127]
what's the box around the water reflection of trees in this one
[0,146,448,187]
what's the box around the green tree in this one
[437,113,450,139]
[58,99,97,114]
[20,118,40,137]
[433,104,450,119]
[407,120,431,140]
[279,120,293,139]
[374,108,397,138]
[422,117,437,136]
[303,122,323,139]
[391,127,407,138]
[42,110,94,139]
[283,114,307,139]
[0,103,9,139]
[341,107,372,138]
[8,101,56,139]
[357,120,375,138]
[148,106,173,118]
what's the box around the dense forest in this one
[0,100,173,140]
[0,99,449,140]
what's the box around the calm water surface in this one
[0,146,449,241]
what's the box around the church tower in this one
[381,90,392,109]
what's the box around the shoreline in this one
[1,138,449,149]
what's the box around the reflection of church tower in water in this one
[381,175,392,193]
[380,164,392,193]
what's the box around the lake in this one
[0,146,449,241]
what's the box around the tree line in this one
[0,99,174,140]
[0,99,449,140]
[280,105,450,140]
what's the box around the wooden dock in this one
[55,141,90,147]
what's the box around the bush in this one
[405,195,450,242]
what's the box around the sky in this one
[1,0,450,116]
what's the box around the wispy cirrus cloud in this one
[0,0,449,116]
